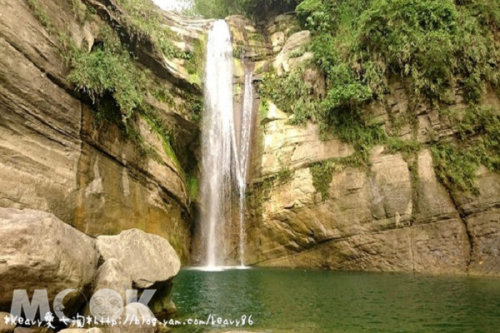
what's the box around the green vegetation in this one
[296,0,499,104]
[260,65,420,163]
[259,98,269,119]
[263,0,499,129]
[259,0,499,193]
[431,143,480,194]
[262,0,499,131]
[192,0,298,19]
[67,26,150,124]
[187,175,200,201]
[182,93,204,123]
[277,167,292,183]
[184,37,206,86]
[310,161,337,200]
[26,0,55,33]
[68,0,88,24]
[455,108,500,172]
[26,0,188,171]
[289,47,306,59]
[114,0,189,59]
[433,106,500,193]
[260,64,322,125]
[309,153,368,199]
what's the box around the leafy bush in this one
[298,0,500,106]
[67,27,149,123]
[452,107,500,171]
[359,0,499,103]
[310,160,336,199]
[260,64,321,124]
[431,143,480,193]
[115,0,191,60]
[432,106,500,193]
[263,0,499,164]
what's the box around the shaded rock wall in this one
[0,0,209,262]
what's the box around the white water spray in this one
[200,20,235,269]
[236,70,254,267]
[199,20,254,270]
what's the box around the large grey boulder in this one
[96,229,180,289]
[109,303,155,333]
[95,229,181,318]
[0,208,98,314]
[93,258,132,304]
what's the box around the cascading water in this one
[236,70,254,267]
[200,20,236,269]
[199,20,255,270]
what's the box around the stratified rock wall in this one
[242,14,500,276]
[0,0,209,262]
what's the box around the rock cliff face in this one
[0,0,209,262]
[240,14,500,276]
[1,0,499,277]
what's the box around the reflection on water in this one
[171,268,500,332]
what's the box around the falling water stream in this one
[236,70,254,267]
[200,20,235,269]
[199,20,253,269]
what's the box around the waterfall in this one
[199,20,254,269]
[200,20,235,269]
[236,70,254,267]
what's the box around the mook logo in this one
[9,288,156,324]
[89,289,124,321]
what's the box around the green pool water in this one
[170,268,500,332]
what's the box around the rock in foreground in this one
[95,229,181,318]
[96,229,181,289]
[0,208,98,315]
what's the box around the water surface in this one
[171,268,500,332]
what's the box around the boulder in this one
[93,259,132,304]
[95,229,180,318]
[147,282,177,320]
[0,208,98,314]
[13,329,34,333]
[96,229,180,289]
[108,303,155,333]
[0,312,15,333]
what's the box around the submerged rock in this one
[0,208,98,314]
